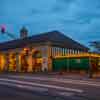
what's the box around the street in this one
[0,73,100,100]
[0,85,56,100]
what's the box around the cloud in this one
[51,0,74,13]
[0,0,100,46]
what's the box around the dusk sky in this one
[0,0,100,46]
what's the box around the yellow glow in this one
[32,49,36,53]
[37,58,42,63]
[54,53,100,58]
[24,48,29,51]
[8,53,16,71]
[0,55,6,71]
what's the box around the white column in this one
[52,47,54,57]
[62,48,64,56]
[69,49,71,54]
[41,46,48,72]
[63,48,65,56]
[55,47,57,56]
[58,48,60,56]
[56,47,58,56]
[64,49,66,55]
[61,48,63,56]
[73,49,75,54]
[66,49,68,55]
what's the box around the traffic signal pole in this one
[0,25,17,39]
[5,32,17,39]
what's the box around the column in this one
[57,47,59,56]
[65,49,67,55]
[63,48,65,56]
[28,52,33,72]
[51,47,53,57]
[58,48,60,56]
[41,46,48,72]
[52,47,54,57]
[48,46,52,72]
[0,54,5,72]
[3,53,9,72]
[62,48,64,56]
[53,47,55,57]
[16,53,20,72]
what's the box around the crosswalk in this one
[0,75,100,99]
[6,75,100,87]
[0,77,84,97]
[0,78,83,93]
[0,74,100,98]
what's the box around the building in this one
[52,53,100,73]
[0,30,89,72]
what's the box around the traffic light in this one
[0,25,6,33]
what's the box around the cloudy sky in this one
[0,0,100,46]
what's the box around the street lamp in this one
[0,25,17,39]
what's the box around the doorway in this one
[32,50,42,72]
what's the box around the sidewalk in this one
[53,72,100,82]
[0,72,100,82]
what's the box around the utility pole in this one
[88,55,93,78]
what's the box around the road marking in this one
[0,82,76,97]
[57,92,75,97]
[55,79,100,87]
[0,78,83,93]
[8,75,100,87]
[0,82,48,92]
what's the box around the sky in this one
[0,0,100,47]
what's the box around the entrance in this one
[7,53,17,72]
[0,55,5,72]
[32,50,42,72]
[20,54,29,72]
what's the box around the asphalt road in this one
[0,85,66,100]
[0,73,100,100]
[0,85,84,100]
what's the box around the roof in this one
[0,30,89,51]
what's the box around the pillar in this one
[3,53,9,72]
[16,53,20,72]
[27,52,33,72]
[41,46,48,72]
[48,46,52,72]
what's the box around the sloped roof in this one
[0,30,89,51]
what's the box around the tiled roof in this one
[0,30,89,51]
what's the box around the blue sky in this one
[0,0,100,46]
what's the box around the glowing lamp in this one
[24,48,29,55]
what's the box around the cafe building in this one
[0,27,89,72]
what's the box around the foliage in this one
[90,41,100,53]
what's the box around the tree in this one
[88,41,100,78]
[90,41,100,53]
